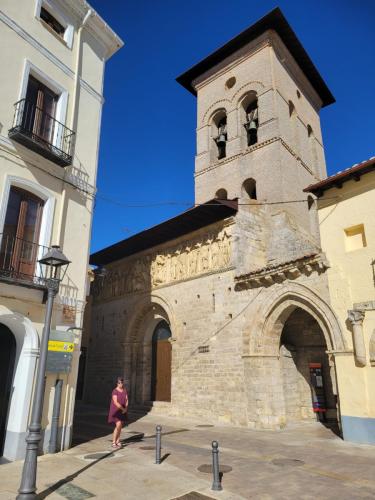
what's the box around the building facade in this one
[306,158,375,444]
[85,9,351,436]
[0,0,122,460]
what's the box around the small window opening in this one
[307,195,314,210]
[40,7,65,37]
[242,178,257,200]
[244,100,258,146]
[215,188,228,200]
[288,100,296,117]
[307,124,313,137]
[344,224,367,252]
[214,116,227,160]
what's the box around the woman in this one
[108,377,128,448]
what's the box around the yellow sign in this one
[48,340,74,353]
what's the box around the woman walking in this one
[108,377,128,448]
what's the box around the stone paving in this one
[1,405,375,499]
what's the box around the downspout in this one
[56,9,93,247]
[58,11,93,452]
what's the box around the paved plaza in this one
[1,404,375,499]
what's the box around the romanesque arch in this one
[244,282,346,357]
[125,294,176,405]
[242,282,346,430]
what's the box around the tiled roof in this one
[304,157,375,196]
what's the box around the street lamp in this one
[17,245,70,500]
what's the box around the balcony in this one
[0,233,49,290]
[8,99,75,167]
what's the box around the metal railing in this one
[0,233,49,287]
[8,98,75,167]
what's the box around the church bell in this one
[247,120,257,131]
[216,134,226,145]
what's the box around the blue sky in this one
[88,0,375,254]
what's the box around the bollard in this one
[155,425,162,464]
[211,440,222,491]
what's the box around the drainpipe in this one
[56,9,93,247]
[348,309,366,367]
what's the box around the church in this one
[84,8,351,433]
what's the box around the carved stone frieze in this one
[92,227,232,300]
[234,253,329,290]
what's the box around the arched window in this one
[212,112,227,160]
[307,124,313,137]
[288,100,296,117]
[242,178,257,200]
[215,188,228,200]
[244,99,258,146]
[307,195,314,210]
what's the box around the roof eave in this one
[176,7,334,107]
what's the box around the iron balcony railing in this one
[8,98,75,167]
[0,233,49,288]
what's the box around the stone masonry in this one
[84,10,348,431]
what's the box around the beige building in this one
[0,0,122,460]
[85,8,353,437]
[305,158,375,444]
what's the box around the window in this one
[24,75,59,144]
[242,178,257,200]
[215,188,228,200]
[244,100,258,146]
[344,224,367,252]
[40,6,65,37]
[214,116,227,160]
[37,1,74,48]
[0,187,44,280]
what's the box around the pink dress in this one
[108,388,128,424]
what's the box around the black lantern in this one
[38,245,70,281]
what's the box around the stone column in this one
[348,310,366,367]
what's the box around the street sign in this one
[46,330,75,373]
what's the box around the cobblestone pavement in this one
[1,404,375,499]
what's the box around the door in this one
[151,321,172,402]
[0,324,16,456]
[0,187,44,279]
[25,76,58,144]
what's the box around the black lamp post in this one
[17,245,70,499]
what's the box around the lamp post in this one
[17,245,70,500]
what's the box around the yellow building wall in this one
[318,171,375,444]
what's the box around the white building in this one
[0,0,122,460]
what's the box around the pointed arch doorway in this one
[151,321,171,402]
[0,324,16,455]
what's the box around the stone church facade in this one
[84,8,349,431]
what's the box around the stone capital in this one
[348,309,365,326]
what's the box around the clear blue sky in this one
[88,0,374,254]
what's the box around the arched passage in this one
[280,308,337,425]
[126,296,175,406]
[243,283,345,430]
[0,324,16,455]
[0,307,39,460]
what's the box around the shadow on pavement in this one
[72,401,151,446]
[36,434,144,499]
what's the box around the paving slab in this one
[1,405,375,499]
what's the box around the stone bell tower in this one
[177,8,334,233]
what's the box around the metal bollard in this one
[211,440,222,491]
[155,425,162,464]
